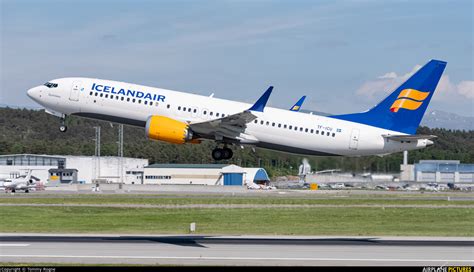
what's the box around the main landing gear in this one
[212,146,233,161]
[59,116,68,133]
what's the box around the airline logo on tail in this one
[291,105,300,111]
[390,89,430,112]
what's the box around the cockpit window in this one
[44,82,58,88]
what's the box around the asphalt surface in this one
[1,234,473,266]
[0,203,473,209]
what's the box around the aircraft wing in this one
[382,134,437,142]
[189,86,273,144]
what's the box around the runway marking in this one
[0,244,30,247]
[1,255,472,263]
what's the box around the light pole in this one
[94,126,101,180]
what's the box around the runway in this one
[1,234,473,266]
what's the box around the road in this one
[1,234,473,266]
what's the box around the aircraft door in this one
[69,81,82,101]
[349,128,360,150]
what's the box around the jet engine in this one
[145,115,194,144]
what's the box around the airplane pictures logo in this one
[390,88,429,112]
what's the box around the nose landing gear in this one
[59,117,68,133]
[212,146,233,161]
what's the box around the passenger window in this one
[300,127,303,132]
[272,122,275,127]
[110,95,113,99]
[216,113,220,117]
[121,97,124,101]
[138,100,141,104]
[127,98,130,102]
[284,125,287,129]
[100,93,103,97]
[144,101,148,105]
[183,107,186,111]
[210,112,213,116]
[289,125,292,129]
[266,121,269,126]
[193,109,197,113]
[332,133,335,137]
[132,99,136,103]
[326,132,330,136]
[254,120,258,124]
[95,93,98,96]
[89,92,93,95]
[294,127,298,131]
[178,106,181,110]
[316,130,319,134]
[310,129,314,133]
[203,111,207,115]
[188,108,191,112]
[260,121,264,125]
[167,104,170,109]
[278,124,281,128]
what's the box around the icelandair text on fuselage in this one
[91,83,166,102]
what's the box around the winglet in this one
[289,95,306,111]
[249,86,273,112]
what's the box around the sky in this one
[1,0,473,116]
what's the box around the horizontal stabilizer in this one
[382,134,437,142]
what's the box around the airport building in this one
[401,160,474,183]
[143,164,270,186]
[0,154,148,184]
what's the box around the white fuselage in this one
[27,77,431,156]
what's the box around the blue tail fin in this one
[289,96,306,111]
[330,59,447,134]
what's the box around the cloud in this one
[356,65,473,101]
[457,81,474,99]
[356,65,420,98]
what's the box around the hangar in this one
[0,154,148,184]
[401,160,474,183]
[143,164,270,186]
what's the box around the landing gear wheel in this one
[212,148,224,160]
[59,125,68,133]
[25,189,29,193]
[222,148,233,160]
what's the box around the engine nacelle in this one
[145,115,193,144]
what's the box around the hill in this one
[0,107,473,176]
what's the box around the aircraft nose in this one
[27,86,42,101]
[426,140,434,146]
[27,87,36,98]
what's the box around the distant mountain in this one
[421,110,474,131]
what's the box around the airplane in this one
[289,96,306,112]
[27,59,446,161]
[2,170,36,193]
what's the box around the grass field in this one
[1,205,472,236]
